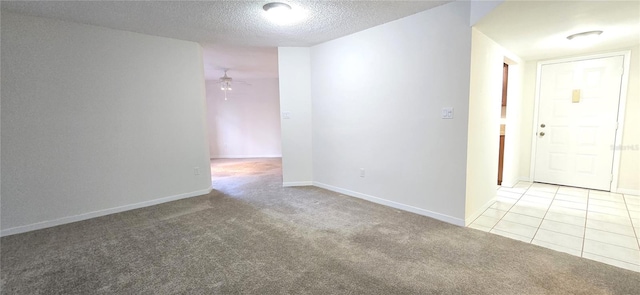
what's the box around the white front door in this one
[534,55,624,191]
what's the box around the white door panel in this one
[534,56,623,190]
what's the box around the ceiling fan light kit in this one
[219,70,233,100]
[220,72,232,91]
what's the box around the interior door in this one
[534,55,624,191]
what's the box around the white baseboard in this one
[465,197,496,226]
[615,188,640,196]
[501,179,518,188]
[313,182,465,226]
[519,176,532,182]
[211,155,282,159]
[283,181,313,187]
[0,186,213,237]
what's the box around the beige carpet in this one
[1,158,639,294]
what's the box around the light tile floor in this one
[469,181,640,272]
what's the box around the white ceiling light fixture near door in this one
[263,2,307,25]
[474,1,639,60]
[566,30,603,48]
[567,30,603,41]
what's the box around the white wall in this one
[0,12,212,235]
[465,29,502,222]
[310,1,472,225]
[277,48,313,186]
[618,45,639,192]
[465,28,526,223]
[206,78,282,158]
[518,61,538,180]
[501,56,526,187]
[518,45,640,193]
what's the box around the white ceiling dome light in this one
[263,2,291,13]
[262,2,307,25]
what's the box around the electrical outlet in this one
[194,167,200,175]
[360,168,365,178]
[282,112,292,119]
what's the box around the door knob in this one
[539,132,545,136]
[540,123,546,128]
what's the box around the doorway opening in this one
[497,63,508,185]
[201,45,283,187]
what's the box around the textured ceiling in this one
[1,0,451,79]
[475,0,640,61]
[0,0,452,46]
[202,45,278,80]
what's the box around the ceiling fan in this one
[217,69,250,100]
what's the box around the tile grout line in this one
[469,188,522,230]
[530,200,588,250]
[533,221,585,238]
[502,183,531,214]
[470,182,532,228]
[488,182,531,233]
[582,194,640,256]
[580,190,591,257]
[499,187,526,212]
[553,193,588,205]
[468,205,493,226]
[586,192,640,271]
[489,192,523,232]
[621,193,640,251]
[529,186,559,245]
[469,196,514,231]
[583,252,640,269]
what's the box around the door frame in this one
[529,50,631,192]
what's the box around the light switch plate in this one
[282,112,291,119]
[441,107,454,119]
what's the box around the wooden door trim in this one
[529,50,632,192]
